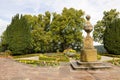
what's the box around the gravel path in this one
[16,56,39,60]
[0,58,120,80]
[100,56,119,61]
[100,56,113,61]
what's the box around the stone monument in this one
[71,15,111,70]
[80,15,97,62]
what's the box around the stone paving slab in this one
[0,58,120,80]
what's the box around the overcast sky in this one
[0,0,120,36]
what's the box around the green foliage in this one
[39,54,69,62]
[72,53,80,60]
[16,59,59,66]
[97,54,101,60]
[93,9,119,43]
[0,31,8,52]
[50,8,84,51]
[39,54,56,61]
[104,18,120,55]
[4,50,12,55]
[1,7,85,54]
[15,53,70,66]
[63,48,76,57]
[3,14,32,55]
[31,28,52,53]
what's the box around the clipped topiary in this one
[104,18,120,55]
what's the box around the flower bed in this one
[16,59,59,66]
[15,53,69,66]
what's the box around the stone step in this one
[71,61,112,70]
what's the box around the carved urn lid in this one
[84,15,93,34]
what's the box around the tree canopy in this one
[93,9,119,43]
[104,18,120,54]
[1,14,32,55]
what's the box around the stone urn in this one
[84,15,93,37]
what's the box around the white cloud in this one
[0,0,120,36]
[0,19,9,36]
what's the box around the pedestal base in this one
[71,61,112,70]
[81,49,97,62]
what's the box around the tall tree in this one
[31,11,52,53]
[5,14,32,55]
[0,31,8,51]
[93,9,119,43]
[104,18,120,54]
[50,8,85,51]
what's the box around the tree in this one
[50,8,85,51]
[30,11,52,53]
[4,14,32,55]
[104,18,120,54]
[93,9,119,43]
[0,31,8,51]
[31,28,52,53]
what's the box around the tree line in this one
[0,8,85,55]
[0,8,120,55]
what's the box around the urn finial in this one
[84,15,93,36]
[86,15,91,21]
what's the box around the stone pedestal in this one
[70,15,111,70]
[81,49,97,62]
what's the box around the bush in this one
[97,54,101,60]
[104,18,120,55]
[5,50,12,55]
[63,48,76,57]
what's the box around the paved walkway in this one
[15,56,39,60]
[100,56,119,61]
[100,56,113,61]
[0,58,120,80]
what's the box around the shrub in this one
[5,50,12,55]
[63,48,76,57]
[69,53,80,60]
[97,54,101,60]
